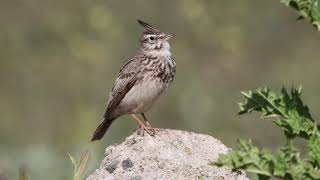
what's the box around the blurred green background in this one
[1,0,320,179]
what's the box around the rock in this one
[105,159,119,173]
[87,129,248,180]
[122,158,134,170]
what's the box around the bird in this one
[91,19,176,141]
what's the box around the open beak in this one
[164,33,175,41]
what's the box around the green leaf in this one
[238,86,315,139]
[309,130,320,166]
[306,164,320,179]
[280,0,320,31]
[280,0,292,6]
[216,139,273,177]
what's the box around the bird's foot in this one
[136,125,159,136]
[146,121,161,132]
[148,127,161,133]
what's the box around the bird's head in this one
[138,19,174,56]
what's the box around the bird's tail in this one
[91,116,116,141]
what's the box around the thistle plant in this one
[281,0,320,31]
[215,87,320,180]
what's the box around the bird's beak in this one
[164,33,175,41]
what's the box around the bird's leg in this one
[141,113,152,127]
[130,114,154,135]
[141,113,161,132]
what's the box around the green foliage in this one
[68,150,91,180]
[215,87,320,180]
[309,131,320,166]
[281,0,320,30]
[238,87,315,139]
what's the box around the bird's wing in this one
[104,56,142,116]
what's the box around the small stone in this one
[105,159,119,173]
[122,158,133,170]
[129,175,142,180]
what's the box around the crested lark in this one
[91,20,176,141]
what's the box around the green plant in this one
[281,0,320,30]
[68,150,91,180]
[215,87,320,180]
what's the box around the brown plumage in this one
[91,20,176,141]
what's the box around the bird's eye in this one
[149,36,155,41]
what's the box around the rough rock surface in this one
[87,129,248,180]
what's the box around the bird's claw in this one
[137,126,159,136]
[145,121,161,132]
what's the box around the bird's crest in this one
[137,19,162,35]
